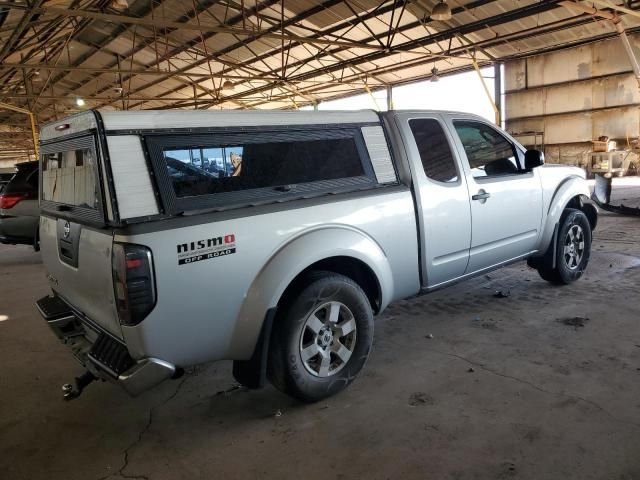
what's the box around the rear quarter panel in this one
[118,189,419,366]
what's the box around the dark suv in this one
[0,161,39,249]
[0,172,15,192]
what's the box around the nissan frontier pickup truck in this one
[35,109,597,402]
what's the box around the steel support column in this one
[494,62,502,127]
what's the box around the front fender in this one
[227,225,394,359]
[536,176,591,254]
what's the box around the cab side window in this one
[409,118,458,183]
[453,121,520,178]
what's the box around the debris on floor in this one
[558,316,590,329]
[215,384,245,396]
[502,461,517,476]
[468,367,475,373]
[274,409,283,417]
[493,289,511,298]
[408,392,434,406]
[425,333,434,339]
[480,321,501,331]
[472,316,502,331]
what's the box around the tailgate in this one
[40,216,122,338]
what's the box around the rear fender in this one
[227,225,393,360]
[536,176,592,255]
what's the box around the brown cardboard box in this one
[592,140,617,152]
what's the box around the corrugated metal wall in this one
[505,33,640,168]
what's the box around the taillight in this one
[0,192,28,209]
[112,243,156,326]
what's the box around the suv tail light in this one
[112,243,156,326]
[0,192,29,209]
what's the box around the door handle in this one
[472,190,491,201]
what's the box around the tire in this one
[268,271,374,402]
[536,208,592,285]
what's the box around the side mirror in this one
[524,149,545,170]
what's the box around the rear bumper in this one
[36,295,175,396]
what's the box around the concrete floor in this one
[1,212,639,480]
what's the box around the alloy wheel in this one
[563,224,585,270]
[299,301,357,377]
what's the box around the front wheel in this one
[268,272,374,402]
[536,208,592,284]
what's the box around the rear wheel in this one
[268,272,374,402]
[535,208,592,284]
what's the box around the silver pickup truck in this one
[36,109,596,402]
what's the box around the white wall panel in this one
[505,32,640,161]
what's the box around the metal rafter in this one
[121,0,495,110]
[0,0,46,62]
[86,0,348,110]
[38,6,389,50]
[144,0,561,110]
[46,0,282,111]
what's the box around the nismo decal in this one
[177,234,236,265]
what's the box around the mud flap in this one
[593,174,612,205]
[527,222,559,270]
[232,308,276,389]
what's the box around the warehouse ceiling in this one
[1,0,639,160]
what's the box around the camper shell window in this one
[40,134,105,224]
[145,127,378,214]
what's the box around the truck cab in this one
[386,111,543,287]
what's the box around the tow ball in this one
[62,371,96,401]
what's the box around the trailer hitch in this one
[62,371,96,401]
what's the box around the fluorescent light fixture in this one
[75,97,86,107]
